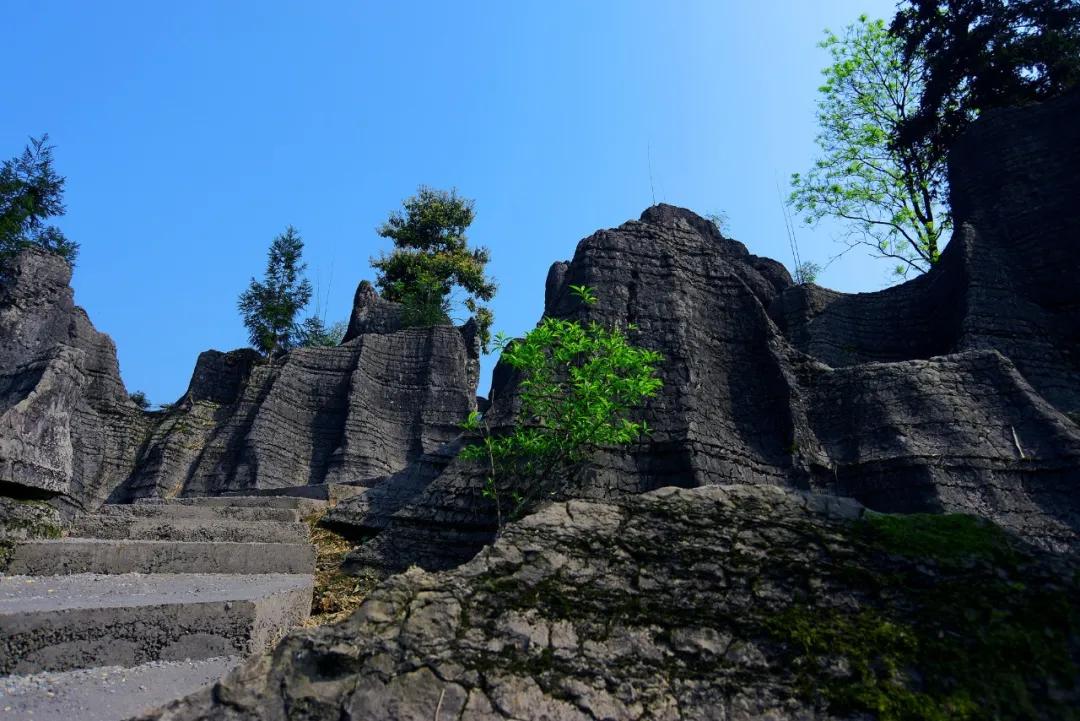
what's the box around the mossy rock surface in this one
[0,497,63,571]
[142,485,1080,721]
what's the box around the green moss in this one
[768,606,966,720]
[0,538,13,569]
[860,511,1016,566]
[766,514,1080,720]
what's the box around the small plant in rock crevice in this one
[460,284,663,528]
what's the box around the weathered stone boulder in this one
[328,89,1080,574]
[111,287,480,500]
[341,280,406,342]
[141,484,1080,721]
[0,249,151,510]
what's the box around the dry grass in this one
[303,513,380,627]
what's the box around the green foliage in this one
[892,0,1080,163]
[768,512,1080,720]
[790,15,950,278]
[795,261,822,284]
[237,226,313,357]
[861,511,1017,565]
[460,285,662,526]
[371,186,497,351]
[129,390,151,410]
[296,316,347,347]
[0,134,78,265]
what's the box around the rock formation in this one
[327,88,1080,575]
[0,251,482,513]
[0,249,151,511]
[142,484,1080,721]
[110,283,480,500]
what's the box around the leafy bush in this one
[795,261,822,284]
[129,390,150,410]
[461,285,663,527]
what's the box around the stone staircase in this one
[0,496,321,721]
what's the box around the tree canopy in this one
[0,134,79,265]
[237,226,313,357]
[791,15,950,277]
[371,186,496,351]
[892,0,1080,160]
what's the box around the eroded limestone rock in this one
[329,90,1080,573]
[141,485,1080,720]
[0,249,151,509]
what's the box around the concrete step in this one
[0,656,240,721]
[93,503,302,523]
[231,482,368,504]
[134,495,326,514]
[68,516,310,544]
[5,539,316,576]
[0,572,312,675]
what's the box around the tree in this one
[129,390,150,410]
[790,15,951,277]
[238,226,313,357]
[0,134,78,265]
[461,285,664,528]
[372,186,497,351]
[296,316,347,347]
[892,0,1080,162]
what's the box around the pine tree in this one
[238,226,313,357]
[0,134,79,264]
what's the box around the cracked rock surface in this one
[140,485,1080,720]
[0,249,151,510]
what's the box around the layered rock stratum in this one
[0,249,150,510]
[0,256,481,510]
[328,88,1080,575]
[111,300,479,500]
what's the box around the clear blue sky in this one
[5,1,904,405]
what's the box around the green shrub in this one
[461,285,663,526]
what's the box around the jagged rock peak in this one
[342,279,405,342]
[0,248,149,509]
[327,90,1080,576]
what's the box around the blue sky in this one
[5,0,903,405]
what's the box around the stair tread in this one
[0,656,240,721]
[5,538,316,576]
[134,496,326,511]
[0,572,313,614]
[94,504,302,522]
[68,517,310,543]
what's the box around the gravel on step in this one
[0,656,239,721]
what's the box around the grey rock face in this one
[341,280,406,342]
[332,89,1080,574]
[0,249,150,509]
[112,316,480,500]
[0,250,481,510]
[139,485,1080,721]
